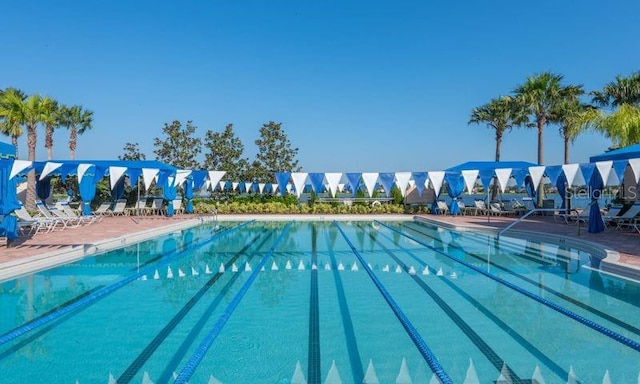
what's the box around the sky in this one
[1,1,639,173]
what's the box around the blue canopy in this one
[0,160,21,240]
[0,141,16,160]
[590,143,640,162]
[446,161,539,172]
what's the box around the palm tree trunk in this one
[45,125,53,160]
[536,119,545,207]
[564,136,570,164]
[26,124,38,212]
[69,126,77,160]
[491,130,502,202]
[11,135,19,159]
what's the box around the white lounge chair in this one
[601,205,624,227]
[94,201,114,216]
[610,204,640,230]
[125,197,148,216]
[111,199,128,216]
[172,199,184,214]
[436,201,449,215]
[36,201,78,229]
[55,202,99,225]
[14,205,60,234]
[149,198,165,215]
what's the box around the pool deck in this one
[1,213,639,281]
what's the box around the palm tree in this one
[60,105,93,159]
[591,72,640,108]
[515,72,582,205]
[469,95,528,161]
[0,88,26,158]
[590,71,640,148]
[514,72,580,165]
[41,97,61,160]
[2,92,46,211]
[556,97,598,164]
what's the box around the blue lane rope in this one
[376,220,640,354]
[174,221,294,384]
[0,220,254,347]
[334,222,454,384]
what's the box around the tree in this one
[514,72,580,165]
[469,95,528,201]
[590,71,640,148]
[41,97,61,160]
[253,121,300,183]
[1,92,46,210]
[119,142,146,161]
[591,72,640,108]
[153,120,202,168]
[468,96,528,162]
[203,123,249,179]
[59,105,93,160]
[591,104,640,148]
[556,97,598,164]
[0,88,25,157]
[514,72,581,205]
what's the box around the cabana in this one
[30,160,179,216]
[0,143,20,240]
[589,145,640,233]
[444,161,539,215]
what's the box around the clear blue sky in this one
[2,1,639,172]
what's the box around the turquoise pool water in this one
[0,220,639,383]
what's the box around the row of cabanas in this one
[2,144,640,239]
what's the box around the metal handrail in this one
[496,208,559,239]
[497,200,600,239]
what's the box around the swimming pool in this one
[0,219,639,383]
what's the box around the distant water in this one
[444,193,617,210]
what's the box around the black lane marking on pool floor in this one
[402,222,640,338]
[155,230,275,384]
[324,229,364,383]
[117,230,269,384]
[355,225,526,383]
[308,225,321,384]
[0,285,105,361]
[368,226,571,381]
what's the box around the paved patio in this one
[1,213,639,279]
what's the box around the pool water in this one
[0,220,639,383]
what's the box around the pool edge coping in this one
[0,217,214,283]
[0,214,413,282]
[413,215,640,282]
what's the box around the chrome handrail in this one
[496,208,558,239]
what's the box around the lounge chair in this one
[149,198,165,215]
[55,202,99,225]
[563,209,590,225]
[36,201,78,229]
[111,199,128,216]
[489,202,512,216]
[610,203,640,230]
[14,205,60,234]
[125,197,148,216]
[474,200,491,215]
[172,199,184,214]
[94,201,114,216]
[436,201,449,215]
[601,205,624,227]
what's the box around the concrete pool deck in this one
[1,213,639,281]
